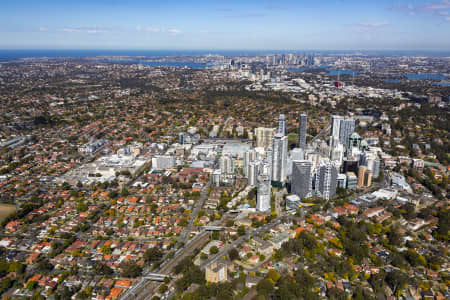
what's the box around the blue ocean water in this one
[104,59,208,69]
[406,73,448,80]
[1,49,450,61]
[0,49,314,61]
[287,66,357,76]
[327,69,356,76]
[286,67,316,72]
[140,61,207,69]
[0,49,215,61]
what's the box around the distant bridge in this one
[203,226,224,231]
[142,273,170,282]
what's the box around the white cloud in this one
[422,0,450,11]
[348,21,390,34]
[358,21,390,28]
[136,26,161,32]
[420,1,450,21]
[396,1,450,20]
[407,4,416,15]
[39,27,48,32]
[199,29,231,34]
[61,27,109,34]
[224,13,266,18]
[391,3,416,15]
[86,29,106,33]
[136,26,181,34]
[167,28,182,35]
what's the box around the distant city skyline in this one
[1,0,450,50]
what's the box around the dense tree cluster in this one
[119,261,142,278]
[174,256,205,292]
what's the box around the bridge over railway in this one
[203,225,224,231]
[120,231,209,300]
[142,273,170,282]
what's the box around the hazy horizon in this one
[1,0,450,50]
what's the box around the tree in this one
[76,202,88,212]
[26,281,37,290]
[353,287,375,300]
[174,257,192,274]
[211,231,220,240]
[108,190,118,199]
[386,269,410,294]
[237,225,246,236]
[0,277,12,295]
[336,187,347,197]
[179,217,189,227]
[369,271,386,294]
[327,287,347,300]
[93,262,113,275]
[390,252,408,269]
[405,249,426,267]
[295,268,316,289]
[248,187,257,200]
[210,246,219,255]
[225,219,234,227]
[401,203,416,220]
[387,226,402,246]
[76,291,90,300]
[228,248,239,261]
[7,261,25,274]
[273,275,297,299]
[267,269,280,283]
[120,187,130,197]
[433,208,449,241]
[158,284,168,294]
[298,231,318,250]
[101,245,112,255]
[144,248,163,263]
[256,278,274,297]
[37,258,53,272]
[120,261,142,278]
[55,286,74,300]
[174,258,205,292]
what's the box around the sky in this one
[1,0,450,50]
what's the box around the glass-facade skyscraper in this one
[271,133,288,183]
[339,119,355,148]
[291,160,312,199]
[315,160,338,200]
[277,114,286,136]
[330,115,343,140]
[256,175,271,212]
[298,113,307,149]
